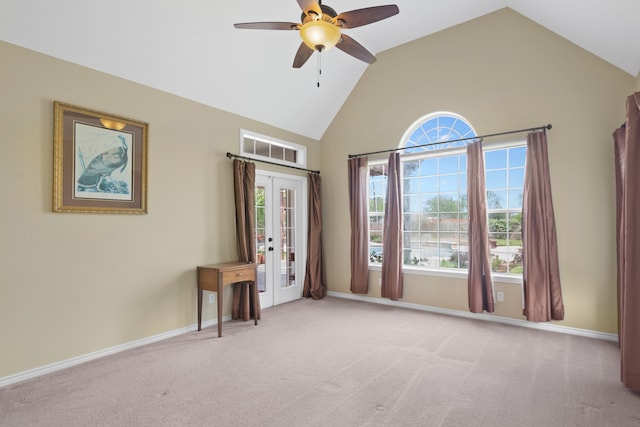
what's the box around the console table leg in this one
[251,282,259,325]
[217,271,223,337]
[197,289,203,331]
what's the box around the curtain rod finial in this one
[546,124,552,130]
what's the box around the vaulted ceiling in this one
[2,1,639,140]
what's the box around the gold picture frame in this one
[53,102,148,214]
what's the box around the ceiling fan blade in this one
[234,22,299,30]
[336,34,376,64]
[293,42,314,68]
[297,0,322,17]
[336,5,399,29]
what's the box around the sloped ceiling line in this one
[1,0,638,140]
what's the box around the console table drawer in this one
[222,268,256,285]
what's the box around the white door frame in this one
[255,170,307,309]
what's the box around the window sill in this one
[368,264,523,285]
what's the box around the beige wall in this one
[0,41,319,378]
[1,7,636,381]
[636,72,640,91]
[321,9,634,333]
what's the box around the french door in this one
[255,172,306,309]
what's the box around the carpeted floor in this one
[1,297,639,426]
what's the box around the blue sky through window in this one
[405,114,477,153]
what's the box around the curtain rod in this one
[347,124,552,159]
[226,152,320,174]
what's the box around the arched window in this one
[368,112,525,276]
[403,112,477,153]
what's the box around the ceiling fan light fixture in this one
[300,20,340,51]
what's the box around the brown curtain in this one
[614,91,640,391]
[348,157,369,294]
[231,159,261,321]
[381,152,403,300]
[303,173,326,300]
[467,140,494,313]
[522,130,564,322]
[613,124,625,345]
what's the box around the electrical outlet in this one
[497,291,504,302]
[209,294,216,304]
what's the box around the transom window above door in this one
[240,129,307,169]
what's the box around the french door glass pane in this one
[280,188,296,288]
[255,186,266,292]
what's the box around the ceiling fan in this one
[234,0,399,68]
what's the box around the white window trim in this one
[369,262,523,285]
[367,133,527,279]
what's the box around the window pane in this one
[256,207,265,228]
[439,174,458,192]
[510,232,522,247]
[421,176,437,192]
[272,145,284,160]
[439,233,458,260]
[453,121,472,138]
[487,190,507,209]
[422,194,439,213]
[370,245,383,263]
[403,195,420,213]
[459,154,467,172]
[426,128,439,142]
[404,232,420,249]
[508,190,523,209]
[459,194,468,213]
[486,170,507,190]
[370,181,386,201]
[509,146,526,167]
[438,116,456,128]
[439,194,459,212]
[421,214,438,231]
[405,249,420,266]
[404,213,420,231]
[440,213,460,232]
[509,168,525,188]
[370,164,387,177]
[439,156,458,174]
[284,148,297,162]
[255,140,270,157]
[403,160,420,177]
[420,158,437,175]
[369,196,384,212]
[488,213,507,234]
[243,138,255,154]
[459,214,469,232]
[508,213,522,233]
[404,177,420,194]
[485,149,507,169]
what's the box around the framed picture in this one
[53,102,148,214]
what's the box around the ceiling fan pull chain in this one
[317,50,322,88]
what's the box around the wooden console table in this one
[197,262,259,337]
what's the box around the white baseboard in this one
[327,291,619,343]
[2,296,617,389]
[0,316,227,389]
